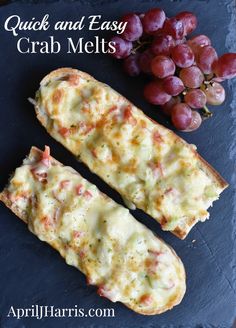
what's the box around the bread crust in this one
[35,68,228,239]
[0,146,186,315]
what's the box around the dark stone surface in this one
[0,1,235,327]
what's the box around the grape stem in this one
[132,40,151,54]
[201,105,213,118]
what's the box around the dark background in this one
[0,0,235,327]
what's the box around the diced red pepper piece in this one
[59,127,70,137]
[41,146,51,167]
[67,74,80,86]
[97,285,117,302]
[30,168,48,183]
[73,231,84,239]
[140,294,153,306]
[79,122,95,135]
[60,180,70,189]
[108,105,118,114]
[148,162,164,178]
[79,250,86,259]
[153,131,164,143]
[164,187,173,194]
[83,124,95,135]
[42,216,53,229]
[91,149,97,158]
[84,190,93,199]
[97,285,106,297]
[123,105,137,126]
[76,184,84,195]
[148,249,163,257]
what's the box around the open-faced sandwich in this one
[0,146,186,315]
[32,68,228,239]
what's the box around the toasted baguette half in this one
[0,146,186,315]
[33,68,228,239]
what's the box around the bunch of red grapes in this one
[110,8,236,131]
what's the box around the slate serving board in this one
[0,0,235,327]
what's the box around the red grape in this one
[162,76,185,96]
[171,103,192,130]
[188,35,211,48]
[171,44,195,68]
[197,46,218,74]
[151,55,176,78]
[184,89,207,108]
[161,96,181,116]
[182,111,202,132]
[151,34,175,55]
[123,54,140,76]
[121,13,143,41]
[110,36,132,59]
[203,82,226,105]
[212,53,236,80]
[163,17,185,40]
[187,34,211,56]
[144,81,171,105]
[176,11,197,35]
[142,8,166,34]
[138,49,154,74]
[179,66,204,88]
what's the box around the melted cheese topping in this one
[3,148,185,314]
[35,70,225,236]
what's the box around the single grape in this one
[151,34,175,56]
[203,82,226,105]
[197,46,218,74]
[151,55,176,78]
[212,53,236,80]
[161,96,181,116]
[123,54,140,76]
[184,89,207,108]
[171,44,195,68]
[110,36,132,59]
[188,34,211,48]
[138,49,154,74]
[144,81,171,105]
[162,76,185,96]
[187,34,211,56]
[171,103,192,130]
[179,66,204,88]
[121,13,143,41]
[182,111,202,132]
[175,11,197,35]
[163,17,185,40]
[142,8,166,34]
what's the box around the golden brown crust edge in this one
[0,146,186,315]
[195,152,228,189]
[0,192,28,224]
[37,68,228,240]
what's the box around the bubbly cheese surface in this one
[3,147,185,314]
[35,69,226,238]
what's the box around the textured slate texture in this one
[0,0,235,327]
